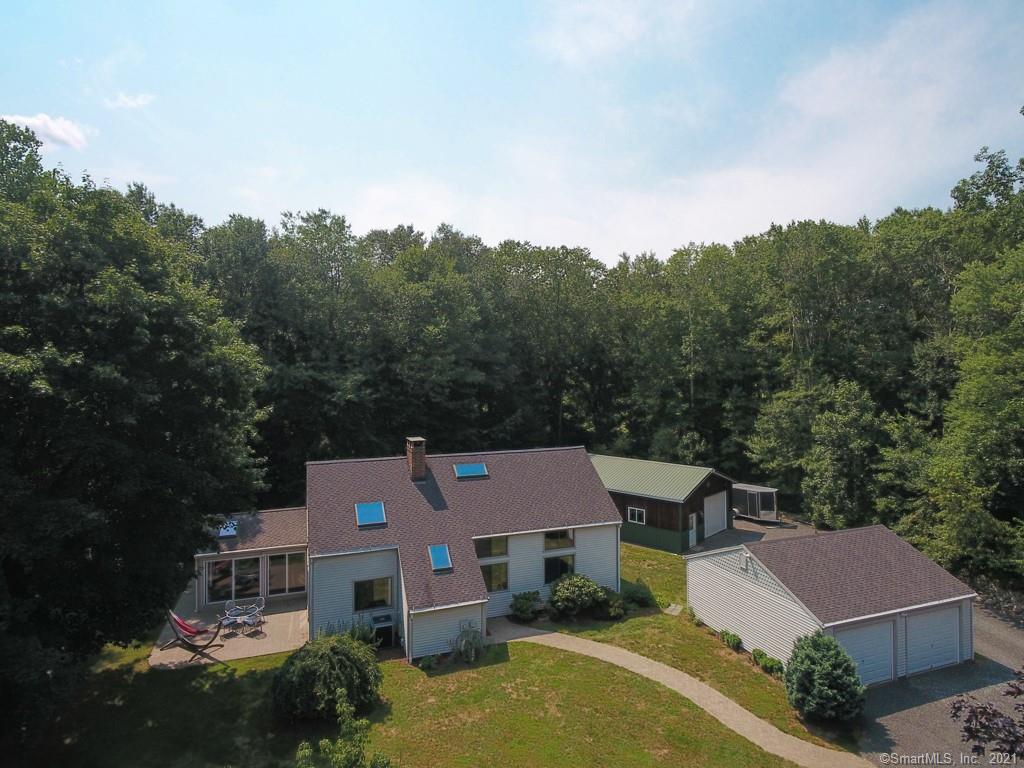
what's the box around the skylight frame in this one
[453,462,489,479]
[217,520,238,538]
[428,544,453,572]
[355,501,387,528]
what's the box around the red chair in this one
[160,610,224,658]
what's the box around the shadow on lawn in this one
[419,642,512,678]
[40,655,330,768]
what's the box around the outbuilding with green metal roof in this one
[589,454,734,553]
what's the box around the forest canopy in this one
[2,116,1023,741]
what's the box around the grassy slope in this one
[546,542,846,749]
[369,642,796,768]
[44,636,798,768]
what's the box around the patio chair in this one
[160,609,224,657]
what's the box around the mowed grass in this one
[369,642,796,768]
[549,542,846,749]
[43,633,798,768]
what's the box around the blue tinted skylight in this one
[428,544,452,571]
[355,501,386,527]
[217,520,238,538]
[453,462,489,479]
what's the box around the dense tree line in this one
[2,117,1023,746]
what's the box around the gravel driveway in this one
[859,606,1023,765]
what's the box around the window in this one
[543,529,573,550]
[269,552,306,595]
[759,492,775,513]
[474,536,508,559]
[354,577,392,611]
[207,560,233,602]
[481,562,509,593]
[544,554,574,584]
[454,462,489,479]
[627,506,646,525]
[355,501,386,528]
[234,557,260,599]
[428,544,452,572]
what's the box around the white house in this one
[686,525,976,685]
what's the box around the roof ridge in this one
[231,506,306,516]
[589,453,713,472]
[307,445,585,466]
[746,523,890,550]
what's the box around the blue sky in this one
[3,1,1022,262]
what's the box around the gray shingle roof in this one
[745,525,976,625]
[590,453,716,502]
[211,507,308,554]
[306,446,621,612]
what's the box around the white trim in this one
[409,599,488,615]
[470,520,620,539]
[822,594,978,629]
[309,544,400,560]
[683,544,747,561]
[196,543,307,559]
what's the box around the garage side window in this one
[626,506,646,525]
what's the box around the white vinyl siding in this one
[906,604,960,675]
[408,602,484,658]
[481,523,619,618]
[834,619,895,685]
[309,549,401,638]
[687,549,821,662]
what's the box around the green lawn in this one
[369,642,796,768]
[549,542,852,750]
[44,635,798,768]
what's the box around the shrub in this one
[454,628,484,664]
[752,648,767,666]
[785,632,865,722]
[293,695,394,768]
[761,657,785,678]
[720,630,743,651]
[417,654,439,671]
[686,606,703,626]
[346,620,379,647]
[593,587,626,620]
[272,634,383,721]
[548,574,606,619]
[621,580,656,609]
[510,590,541,622]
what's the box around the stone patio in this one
[149,579,308,668]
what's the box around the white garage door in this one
[835,620,895,685]
[907,605,959,675]
[703,491,728,537]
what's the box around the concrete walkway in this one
[497,623,870,768]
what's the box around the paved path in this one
[510,629,871,768]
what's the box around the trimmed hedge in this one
[720,630,742,651]
[271,634,382,721]
[621,580,656,609]
[752,648,784,677]
[510,590,541,622]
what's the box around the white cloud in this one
[346,1,1022,263]
[0,113,89,150]
[103,92,156,110]
[534,0,703,67]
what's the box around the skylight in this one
[217,520,238,538]
[355,501,387,528]
[453,462,488,479]
[428,544,452,572]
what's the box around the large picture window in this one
[474,536,508,559]
[354,577,392,612]
[543,529,573,550]
[269,552,306,595]
[627,506,646,525]
[481,562,509,593]
[207,560,233,603]
[544,554,574,584]
[234,557,260,599]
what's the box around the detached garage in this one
[687,525,976,685]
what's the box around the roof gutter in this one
[821,593,978,629]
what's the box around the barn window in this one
[627,506,646,525]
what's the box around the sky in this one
[2,0,1023,263]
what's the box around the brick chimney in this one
[406,436,427,481]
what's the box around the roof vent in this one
[218,520,238,538]
[740,552,751,571]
